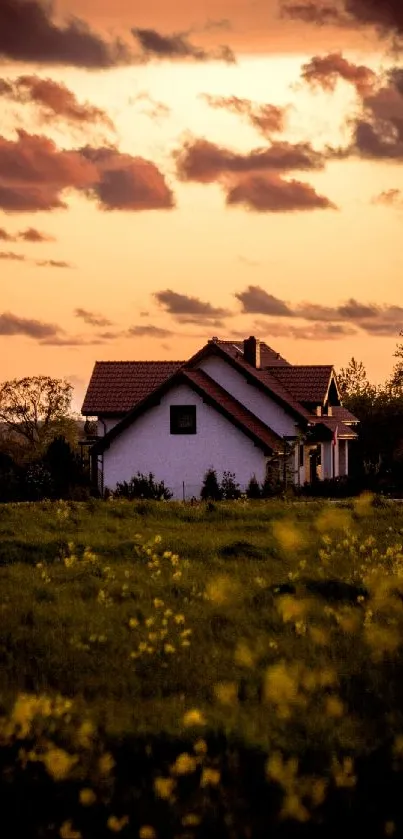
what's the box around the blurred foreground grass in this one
[2,496,403,837]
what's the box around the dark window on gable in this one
[170,405,196,435]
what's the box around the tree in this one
[0,376,72,452]
[389,332,403,392]
[337,357,374,400]
[200,468,222,501]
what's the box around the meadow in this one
[2,496,403,838]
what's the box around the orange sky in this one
[1,0,403,411]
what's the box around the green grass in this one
[2,497,403,837]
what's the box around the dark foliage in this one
[114,472,173,500]
[200,468,222,501]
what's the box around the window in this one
[170,405,196,435]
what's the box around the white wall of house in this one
[198,356,300,438]
[97,417,121,436]
[102,383,267,500]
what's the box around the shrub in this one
[200,468,222,501]
[246,475,261,499]
[114,472,173,500]
[220,471,241,500]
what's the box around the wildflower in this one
[59,820,81,839]
[182,814,201,827]
[154,776,175,800]
[193,739,208,755]
[164,644,175,654]
[201,767,220,786]
[43,747,78,781]
[138,827,156,839]
[174,614,185,624]
[272,520,305,552]
[325,696,344,718]
[171,752,197,775]
[183,709,206,727]
[98,752,115,775]
[153,599,164,609]
[234,641,255,668]
[154,535,162,544]
[129,618,139,629]
[79,788,96,806]
[107,815,129,832]
[263,662,298,706]
[214,681,238,705]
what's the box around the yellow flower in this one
[272,520,305,552]
[43,748,78,781]
[154,776,175,800]
[174,614,185,624]
[59,820,81,839]
[183,709,206,727]
[325,696,344,718]
[234,641,255,668]
[164,644,175,654]
[79,788,96,807]
[200,767,220,787]
[263,662,297,706]
[182,814,201,827]
[193,739,208,755]
[138,828,156,839]
[98,752,115,775]
[107,815,129,832]
[171,752,197,775]
[214,681,238,705]
[153,599,164,609]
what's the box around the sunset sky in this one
[1,0,403,410]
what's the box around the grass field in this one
[2,497,403,837]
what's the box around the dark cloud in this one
[0,75,115,130]
[200,94,288,137]
[0,250,25,260]
[0,227,15,242]
[174,137,327,184]
[235,286,293,316]
[372,188,403,206]
[0,0,132,67]
[0,311,60,338]
[18,227,55,242]
[74,308,113,327]
[300,52,377,96]
[282,0,403,38]
[0,131,175,213]
[254,319,357,340]
[154,289,230,323]
[129,92,171,120]
[225,174,337,212]
[132,27,235,63]
[36,259,74,268]
[127,324,174,337]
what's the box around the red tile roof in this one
[93,367,284,455]
[331,406,360,424]
[188,341,311,422]
[216,339,290,367]
[82,361,184,415]
[309,416,358,439]
[266,365,334,403]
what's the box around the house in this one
[81,336,359,499]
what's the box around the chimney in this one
[243,336,261,368]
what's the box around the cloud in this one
[36,260,74,268]
[281,0,403,38]
[18,227,55,242]
[154,289,230,323]
[0,0,132,67]
[129,91,171,120]
[254,318,357,340]
[0,250,25,260]
[0,227,15,242]
[225,174,337,213]
[0,131,175,213]
[80,146,175,211]
[236,286,293,316]
[0,311,60,338]
[238,255,261,267]
[74,307,113,327]
[199,94,288,137]
[127,324,174,337]
[300,52,377,96]
[132,26,235,64]
[174,137,327,184]
[372,188,403,206]
[0,75,115,130]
